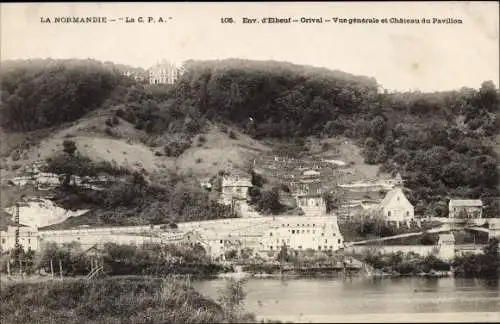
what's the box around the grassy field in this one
[0,276,257,324]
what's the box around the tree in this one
[323,186,346,213]
[217,278,247,322]
[255,187,284,214]
[62,140,77,156]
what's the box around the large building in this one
[448,199,483,219]
[148,60,181,85]
[260,216,344,253]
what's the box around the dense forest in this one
[0,59,129,131]
[1,58,499,219]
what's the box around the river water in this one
[193,277,500,323]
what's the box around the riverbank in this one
[258,312,500,323]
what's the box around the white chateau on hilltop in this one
[148,60,182,85]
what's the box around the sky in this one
[1,2,499,92]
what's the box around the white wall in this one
[0,227,39,252]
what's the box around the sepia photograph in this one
[0,2,499,323]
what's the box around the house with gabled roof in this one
[379,187,414,221]
[448,199,482,219]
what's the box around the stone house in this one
[448,199,483,219]
[289,181,327,216]
[220,175,252,206]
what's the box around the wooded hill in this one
[1,58,498,226]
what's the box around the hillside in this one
[0,58,498,228]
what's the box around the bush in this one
[104,127,115,137]
[164,138,192,157]
[11,151,21,161]
[228,130,237,139]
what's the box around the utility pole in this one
[14,202,20,251]
[59,259,63,280]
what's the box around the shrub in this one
[164,138,192,157]
[228,130,237,139]
[105,127,115,137]
[11,151,21,161]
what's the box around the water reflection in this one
[193,277,500,318]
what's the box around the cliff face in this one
[3,198,88,228]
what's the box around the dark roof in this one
[289,181,327,196]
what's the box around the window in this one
[406,211,409,216]
[313,230,316,234]
[220,240,223,244]
[270,246,273,250]
[313,224,316,227]
[77,237,80,241]
[277,239,279,244]
[318,246,322,250]
[302,230,305,234]
[298,245,302,249]
[338,239,341,244]
[397,196,400,201]
[330,246,333,250]
[1,238,5,244]
[307,229,310,233]
[325,240,328,244]
[388,211,391,217]
[282,224,284,227]
[292,230,295,234]
[321,233,324,236]
[333,233,336,236]
[28,239,31,244]
[270,232,273,236]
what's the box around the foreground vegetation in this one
[1,242,232,279]
[357,238,500,280]
[0,276,256,324]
